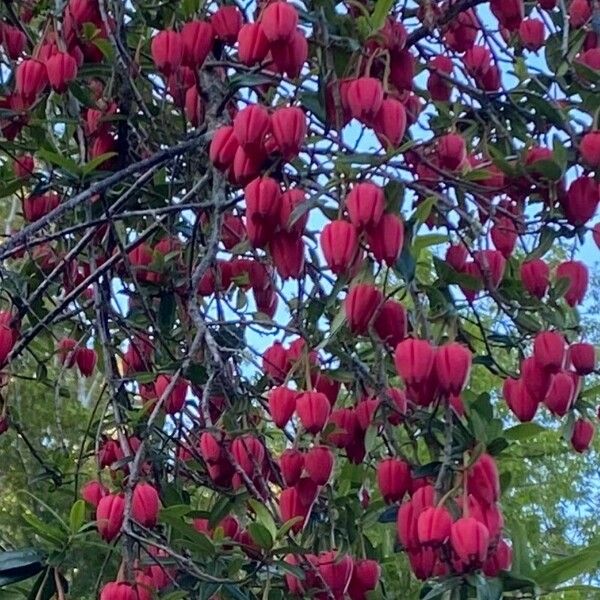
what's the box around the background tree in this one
[1,0,600,598]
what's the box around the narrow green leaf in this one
[248,500,277,541]
[370,0,394,30]
[504,423,547,441]
[69,500,86,533]
[247,522,273,549]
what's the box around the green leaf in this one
[276,560,305,580]
[504,423,547,441]
[0,179,24,199]
[82,152,117,175]
[182,0,200,17]
[248,500,277,541]
[413,196,436,225]
[300,91,327,123]
[509,519,534,578]
[527,159,563,181]
[27,568,56,600]
[0,549,46,588]
[69,500,86,533]
[276,517,303,539]
[221,583,251,600]
[247,522,273,549]
[161,592,190,600]
[364,425,378,454]
[159,505,192,520]
[21,513,67,547]
[37,148,80,175]
[552,276,571,300]
[229,72,277,92]
[208,495,235,529]
[412,234,448,255]
[370,0,394,30]
[318,309,346,350]
[158,292,176,332]
[377,505,398,523]
[532,543,600,588]
[528,227,555,260]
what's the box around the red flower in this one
[544,371,575,416]
[568,342,596,375]
[46,52,78,93]
[75,347,97,377]
[1,24,25,59]
[231,434,265,475]
[15,59,48,105]
[533,330,566,373]
[304,445,334,485]
[373,299,408,347]
[344,284,383,334]
[490,217,518,258]
[417,506,452,546]
[296,391,331,434]
[377,457,410,503]
[366,213,404,266]
[434,342,472,395]
[263,341,289,382]
[580,131,600,167]
[99,582,137,600]
[13,154,34,179]
[279,188,308,235]
[571,419,595,453]
[345,182,385,230]
[321,220,358,275]
[570,0,592,27]
[96,493,124,541]
[184,86,205,127]
[347,77,384,122]
[233,104,271,152]
[80,480,108,507]
[483,539,513,576]
[503,377,538,422]
[372,98,407,147]
[446,243,468,271]
[519,18,545,51]
[212,6,243,44]
[520,258,549,299]
[270,231,305,279]
[271,106,306,160]
[561,176,599,226]
[394,338,436,387]
[556,260,588,306]
[268,386,297,429]
[260,1,299,43]
[245,176,281,224]
[490,0,524,31]
[280,449,304,486]
[181,20,213,68]
[132,483,160,528]
[153,374,189,414]
[209,126,240,170]
[199,432,222,464]
[150,30,183,76]
[467,453,500,505]
[437,133,467,170]
[450,517,490,567]
[237,23,269,66]
[270,29,307,78]
[521,356,552,402]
